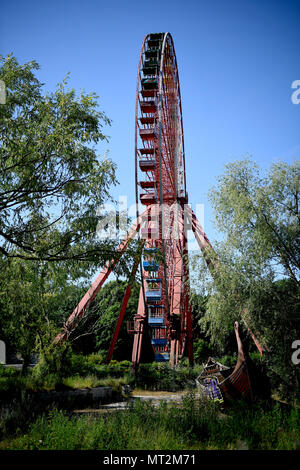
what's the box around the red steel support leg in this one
[169,233,184,366]
[185,205,217,274]
[170,340,176,367]
[132,317,145,372]
[54,210,148,345]
[169,204,194,366]
[186,205,265,356]
[183,227,194,366]
[131,286,146,370]
[106,242,144,362]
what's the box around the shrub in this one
[68,354,95,376]
[193,339,213,363]
[0,364,19,378]
[135,362,199,391]
[86,353,105,365]
[106,360,132,377]
[215,354,237,368]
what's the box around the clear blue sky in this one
[1,0,299,247]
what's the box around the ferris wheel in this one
[132,32,193,367]
[53,32,224,369]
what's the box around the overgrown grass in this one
[61,374,132,391]
[0,359,202,395]
[0,360,134,394]
[2,357,298,450]
[134,362,203,391]
[1,394,299,450]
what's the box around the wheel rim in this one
[135,32,190,364]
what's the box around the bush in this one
[106,360,132,377]
[215,354,237,368]
[135,363,199,391]
[86,353,105,366]
[68,354,95,376]
[0,364,19,378]
[193,339,213,363]
[32,349,97,382]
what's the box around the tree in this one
[190,289,208,338]
[210,158,300,288]
[0,255,76,372]
[66,280,140,360]
[0,55,118,266]
[189,290,214,363]
[94,280,140,361]
[192,158,300,398]
[0,55,135,371]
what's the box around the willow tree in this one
[193,158,300,398]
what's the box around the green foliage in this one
[86,352,105,365]
[61,374,133,392]
[58,279,140,358]
[135,362,200,391]
[0,55,118,264]
[86,280,140,360]
[0,55,130,369]
[0,264,141,371]
[193,339,213,363]
[1,397,299,450]
[0,364,19,378]
[192,158,300,399]
[33,350,103,382]
[36,356,132,383]
[106,360,132,376]
[215,354,237,368]
[0,357,134,399]
[209,158,300,283]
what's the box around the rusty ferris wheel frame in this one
[54,33,264,370]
